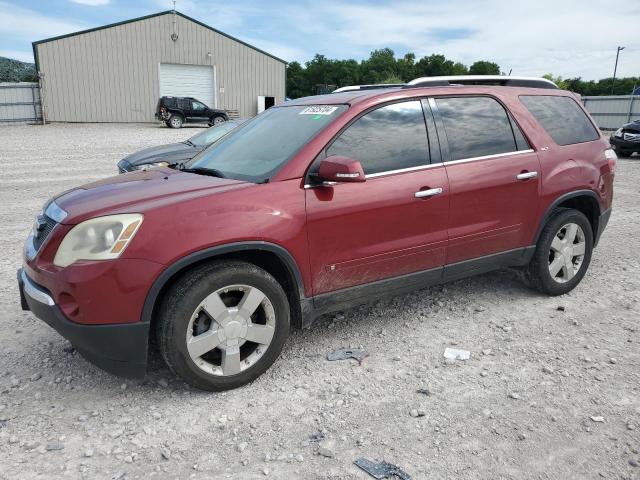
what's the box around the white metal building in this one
[32,10,287,122]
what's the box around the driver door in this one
[190,100,207,121]
[305,100,450,297]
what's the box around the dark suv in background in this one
[610,119,640,157]
[156,96,228,128]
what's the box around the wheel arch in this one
[534,190,602,245]
[142,242,307,333]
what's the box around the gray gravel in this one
[0,123,639,479]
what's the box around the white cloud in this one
[240,36,307,63]
[283,0,640,80]
[0,49,34,63]
[0,2,85,41]
[69,0,110,5]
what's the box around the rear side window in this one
[520,95,599,145]
[326,100,430,175]
[435,96,525,161]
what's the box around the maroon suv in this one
[18,76,615,391]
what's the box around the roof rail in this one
[404,75,558,90]
[333,83,405,93]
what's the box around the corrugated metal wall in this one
[581,95,640,130]
[0,83,42,124]
[34,13,286,122]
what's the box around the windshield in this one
[188,121,240,147]
[186,105,347,182]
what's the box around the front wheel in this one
[155,261,290,391]
[525,208,594,296]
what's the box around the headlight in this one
[135,162,169,171]
[53,214,143,267]
[613,128,623,138]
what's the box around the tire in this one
[525,208,593,296]
[209,115,226,126]
[168,114,183,129]
[155,260,290,391]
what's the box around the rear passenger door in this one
[305,100,449,296]
[430,96,541,268]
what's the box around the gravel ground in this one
[0,123,639,480]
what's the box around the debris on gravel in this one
[326,347,369,364]
[354,457,412,480]
[443,347,470,360]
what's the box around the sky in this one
[1,0,638,81]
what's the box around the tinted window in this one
[436,97,519,161]
[326,101,429,175]
[520,95,599,145]
[189,105,346,182]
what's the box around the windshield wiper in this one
[180,166,226,178]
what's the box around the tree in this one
[414,54,468,77]
[469,60,500,75]
[542,73,569,90]
[360,48,400,84]
[286,61,308,99]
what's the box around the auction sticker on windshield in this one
[299,106,339,116]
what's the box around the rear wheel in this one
[156,261,290,391]
[168,114,183,129]
[525,208,593,295]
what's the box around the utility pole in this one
[611,46,625,95]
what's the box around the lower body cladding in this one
[18,269,149,378]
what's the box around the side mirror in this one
[317,156,366,183]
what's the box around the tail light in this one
[604,148,617,174]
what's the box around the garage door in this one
[159,63,216,108]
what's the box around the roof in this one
[31,10,287,72]
[283,84,573,107]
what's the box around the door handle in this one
[516,171,538,181]
[415,187,443,198]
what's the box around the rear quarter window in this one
[520,95,599,146]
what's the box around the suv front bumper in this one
[18,268,149,378]
[610,135,640,152]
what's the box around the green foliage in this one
[542,73,569,90]
[469,60,500,75]
[543,73,639,95]
[287,49,500,98]
[0,56,37,83]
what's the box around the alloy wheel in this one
[548,222,586,283]
[186,284,276,376]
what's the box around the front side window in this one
[325,100,430,175]
[188,105,346,182]
[192,101,206,111]
[520,95,599,146]
[435,96,523,161]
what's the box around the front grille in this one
[32,215,57,251]
[623,132,640,142]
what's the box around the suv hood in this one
[53,168,248,224]
[621,120,640,133]
[122,142,200,165]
